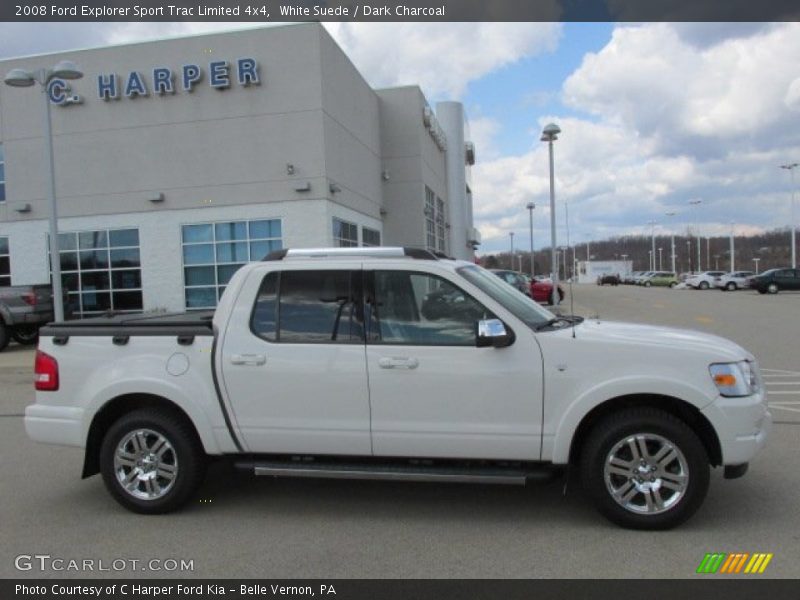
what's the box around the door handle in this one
[230,353,267,366]
[378,356,419,370]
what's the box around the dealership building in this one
[0,23,479,315]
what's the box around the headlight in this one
[709,361,760,397]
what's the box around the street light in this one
[509,231,515,269]
[526,202,536,277]
[658,247,663,270]
[729,221,735,272]
[665,211,677,274]
[541,122,561,305]
[753,257,761,275]
[780,163,798,269]
[689,199,702,272]
[4,60,84,322]
[647,220,657,271]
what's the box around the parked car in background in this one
[748,268,800,294]
[531,277,565,304]
[0,284,60,351]
[714,271,754,291]
[490,270,531,297]
[597,274,620,286]
[685,271,726,290]
[633,271,655,285]
[640,272,678,288]
[622,272,642,284]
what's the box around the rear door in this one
[363,264,543,460]
[220,265,372,455]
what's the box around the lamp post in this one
[647,220,657,270]
[541,123,561,305]
[686,239,692,272]
[729,221,735,272]
[526,202,536,277]
[666,211,677,274]
[780,163,798,269]
[753,257,761,275]
[4,60,84,322]
[689,199,702,272]
[658,247,663,270]
[509,231,514,269]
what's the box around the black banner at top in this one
[1,0,799,22]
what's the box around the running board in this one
[238,458,558,486]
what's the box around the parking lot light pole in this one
[509,232,514,269]
[4,61,84,322]
[658,247,663,270]
[753,257,760,274]
[780,163,798,269]
[647,220,657,270]
[665,211,677,274]
[729,221,735,271]
[689,199,702,272]
[526,202,535,277]
[541,123,561,305]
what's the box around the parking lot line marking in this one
[770,401,800,405]
[766,391,800,395]
[769,405,800,413]
[762,369,800,374]
[765,382,800,385]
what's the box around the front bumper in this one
[701,389,772,466]
[25,404,85,447]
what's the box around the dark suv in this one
[749,268,800,294]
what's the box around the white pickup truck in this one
[26,247,771,529]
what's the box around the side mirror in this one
[476,318,513,348]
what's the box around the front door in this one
[220,266,372,455]
[363,265,544,460]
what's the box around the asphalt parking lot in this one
[1,285,798,579]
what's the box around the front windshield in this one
[457,265,555,328]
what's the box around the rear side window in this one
[251,270,363,343]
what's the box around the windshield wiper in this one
[535,315,584,331]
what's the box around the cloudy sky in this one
[1,21,798,254]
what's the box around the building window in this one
[362,227,381,247]
[425,187,436,251]
[333,218,358,247]
[0,144,5,203]
[53,228,143,316]
[0,237,9,286]
[182,219,282,310]
[436,196,447,253]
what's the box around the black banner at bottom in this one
[4,579,800,600]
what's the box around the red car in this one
[530,277,565,304]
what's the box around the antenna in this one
[564,201,577,339]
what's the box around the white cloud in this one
[325,22,562,99]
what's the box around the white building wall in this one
[577,260,633,284]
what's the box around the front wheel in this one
[644,281,651,287]
[669,282,677,288]
[100,409,206,514]
[726,282,737,291]
[767,283,779,294]
[580,407,710,530]
[699,281,709,290]
[0,323,9,352]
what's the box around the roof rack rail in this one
[262,247,440,261]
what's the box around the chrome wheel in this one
[114,428,178,501]
[604,433,689,515]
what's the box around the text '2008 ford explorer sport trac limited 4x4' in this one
[26,248,771,529]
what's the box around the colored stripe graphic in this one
[744,553,774,574]
[697,553,726,574]
[720,553,749,573]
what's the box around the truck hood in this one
[566,319,751,363]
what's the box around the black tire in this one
[669,282,677,288]
[100,408,206,514]
[580,407,710,530]
[12,325,40,345]
[726,282,736,291]
[767,283,779,294]
[644,281,651,287]
[699,281,709,290]
[0,322,9,352]
[757,288,767,295]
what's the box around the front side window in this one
[0,236,9,286]
[52,228,142,316]
[333,218,358,247]
[251,270,363,344]
[368,271,492,346]
[182,219,282,309]
[0,144,5,202]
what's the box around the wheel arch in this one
[82,393,204,479]
[567,394,722,468]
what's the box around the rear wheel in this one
[726,282,736,291]
[644,281,651,287]
[669,282,677,288]
[580,407,709,530]
[12,325,39,345]
[0,322,9,352]
[767,283,779,294]
[100,408,206,514]
[699,281,709,290]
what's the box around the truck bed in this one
[39,311,215,338]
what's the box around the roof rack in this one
[262,247,441,261]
